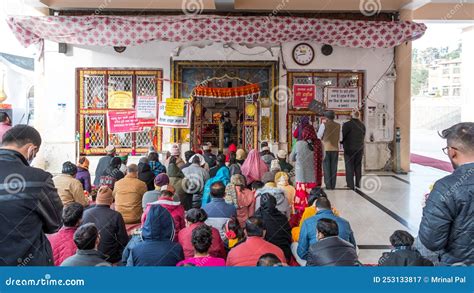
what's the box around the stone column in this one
[394,9,413,172]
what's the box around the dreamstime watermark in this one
[360,174,382,195]
[270,85,292,106]
[265,0,290,22]
[182,0,204,16]
[5,274,85,287]
[17,254,34,267]
[441,0,466,20]
[94,0,112,15]
[359,0,382,17]
[3,173,26,194]
[182,174,204,194]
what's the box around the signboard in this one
[136,96,157,119]
[326,87,360,110]
[107,110,140,133]
[293,84,316,108]
[108,91,134,109]
[157,102,191,128]
[165,98,185,117]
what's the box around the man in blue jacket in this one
[297,197,356,260]
[418,122,474,265]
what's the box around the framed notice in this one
[293,84,316,108]
[325,87,360,110]
[157,102,191,128]
[136,96,157,119]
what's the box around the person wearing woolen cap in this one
[53,161,89,207]
[166,144,185,169]
[142,173,170,209]
[82,186,129,264]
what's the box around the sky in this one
[413,22,472,51]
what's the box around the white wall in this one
[35,40,394,174]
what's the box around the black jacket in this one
[306,236,359,266]
[203,152,217,168]
[418,162,474,265]
[138,162,155,191]
[378,247,433,266]
[255,193,292,261]
[60,249,110,267]
[0,149,63,266]
[93,155,114,186]
[342,118,366,153]
[82,204,129,263]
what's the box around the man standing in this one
[342,111,365,190]
[318,110,341,190]
[0,112,12,144]
[94,145,116,187]
[418,122,474,265]
[0,125,63,265]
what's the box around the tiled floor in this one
[326,164,449,264]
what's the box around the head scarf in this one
[302,124,323,185]
[201,166,231,207]
[241,149,268,184]
[295,116,310,140]
[77,157,89,170]
[236,149,246,161]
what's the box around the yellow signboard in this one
[108,91,134,109]
[165,98,185,117]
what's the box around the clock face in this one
[292,43,315,66]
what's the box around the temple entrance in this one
[171,61,278,149]
[191,82,260,151]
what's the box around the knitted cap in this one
[170,144,180,156]
[96,187,113,205]
[154,173,170,186]
[62,161,77,175]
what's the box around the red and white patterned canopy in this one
[7,15,426,49]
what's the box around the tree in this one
[411,67,428,96]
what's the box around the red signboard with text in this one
[107,110,140,134]
[293,84,316,108]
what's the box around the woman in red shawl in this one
[240,149,268,185]
[290,122,323,215]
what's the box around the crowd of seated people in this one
[1,123,472,267]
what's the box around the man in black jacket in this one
[82,186,129,264]
[418,122,474,265]
[0,125,63,266]
[93,145,116,187]
[342,111,366,190]
[306,218,359,266]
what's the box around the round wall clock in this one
[292,43,315,66]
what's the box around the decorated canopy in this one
[7,15,426,49]
[193,83,260,99]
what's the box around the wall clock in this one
[292,43,315,66]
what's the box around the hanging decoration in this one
[7,15,426,49]
[193,83,260,99]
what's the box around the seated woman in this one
[224,174,255,227]
[177,208,226,259]
[177,225,226,267]
[223,217,245,251]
